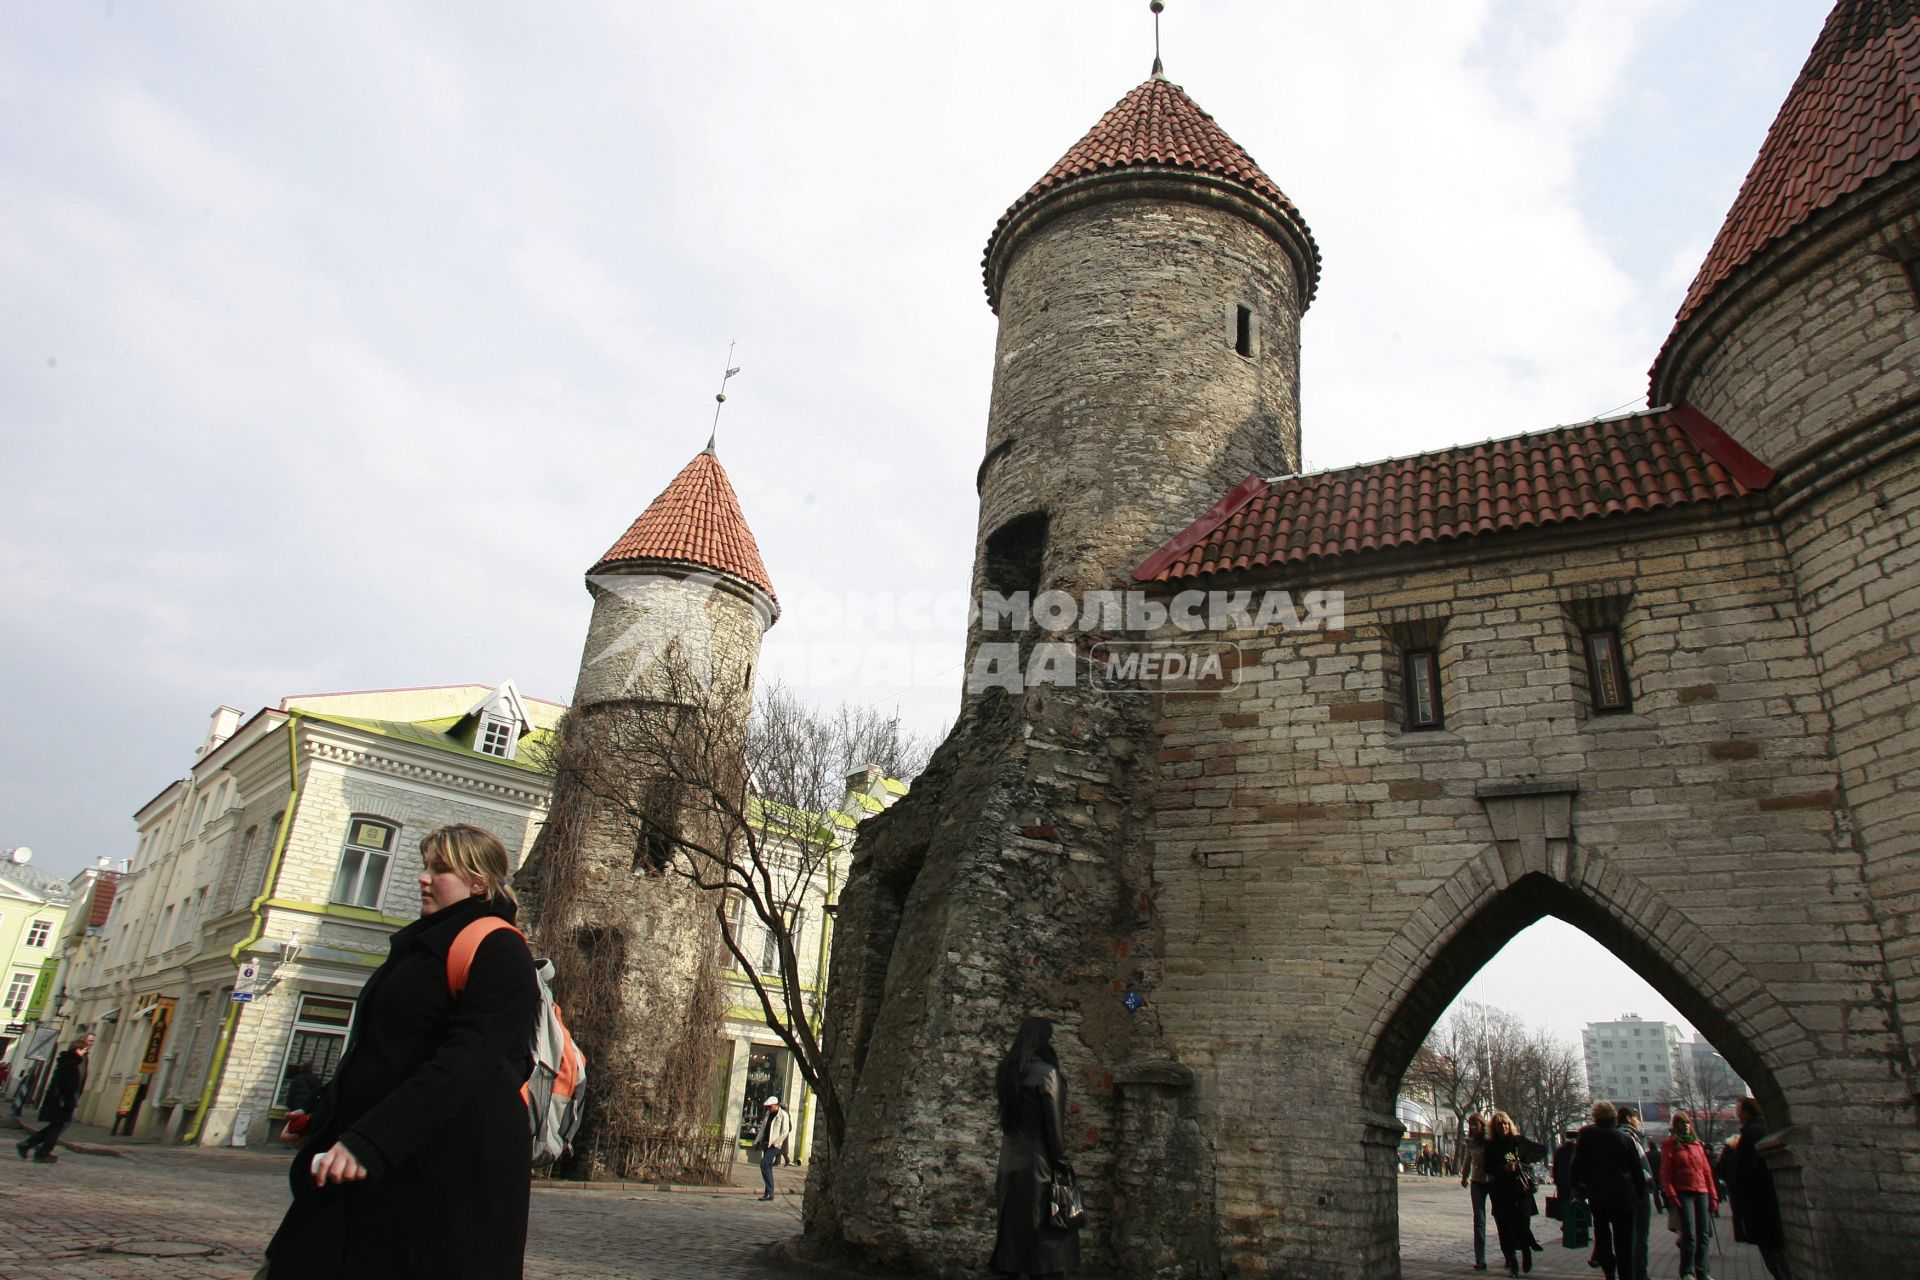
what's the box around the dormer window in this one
[478,715,518,759]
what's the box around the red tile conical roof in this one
[1662,0,1919,346]
[984,76,1320,308]
[591,448,778,605]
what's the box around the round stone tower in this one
[971,71,1319,642]
[1650,0,1920,1082]
[519,442,777,1179]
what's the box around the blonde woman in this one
[262,825,539,1280]
[1485,1111,1546,1277]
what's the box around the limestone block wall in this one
[975,191,1304,627]
[1774,425,1920,1103]
[573,567,770,711]
[1145,512,1917,1278]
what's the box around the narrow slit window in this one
[1584,627,1632,713]
[1234,304,1254,358]
[1905,257,1920,305]
[1403,649,1443,730]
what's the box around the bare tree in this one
[552,662,935,1156]
[1405,1004,1586,1161]
[1671,1045,1747,1147]
[1407,1013,1491,1159]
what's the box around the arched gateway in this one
[808,5,1920,1277]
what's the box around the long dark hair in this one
[995,1015,1061,1133]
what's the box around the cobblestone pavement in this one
[0,1123,1772,1279]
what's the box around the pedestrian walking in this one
[1570,1100,1649,1280]
[15,1031,93,1163]
[1460,1113,1494,1271]
[260,824,540,1280]
[1485,1111,1545,1278]
[1730,1097,1790,1280]
[752,1095,792,1200]
[1660,1109,1719,1280]
[280,1061,324,1144]
[1619,1106,1655,1280]
[989,1015,1079,1279]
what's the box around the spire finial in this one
[1150,1,1165,78]
[707,340,740,454]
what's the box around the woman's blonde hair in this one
[419,824,517,906]
[1489,1110,1515,1135]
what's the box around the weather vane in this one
[708,340,741,452]
[1151,0,1165,78]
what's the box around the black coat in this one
[37,1048,89,1123]
[990,1060,1080,1276]
[266,895,539,1280]
[1730,1117,1784,1248]
[1569,1123,1648,1213]
[285,1069,324,1113]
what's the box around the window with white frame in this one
[276,993,356,1105]
[477,715,518,759]
[4,971,35,1014]
[24,918,52,948]
[330,817,399,910]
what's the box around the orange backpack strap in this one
[447,917,522,996]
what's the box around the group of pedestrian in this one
[1461,1095,1789,1280]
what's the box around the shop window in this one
[276,994,356,1105]
[330,817,398,909]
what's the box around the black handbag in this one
[1048,1162,1087,1230]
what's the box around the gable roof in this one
[591,448,778,606]
[984,75,1320,309]
[1134,406,1774,583]
[1657,0,1920,372]
[462,679,533,732]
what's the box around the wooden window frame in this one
[1583,626,1632,713]
[1403,648,1444,731]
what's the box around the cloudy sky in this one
[2,1,1832,1049]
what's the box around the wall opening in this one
[983,511,1048,603]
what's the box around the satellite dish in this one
[7,847,30,864]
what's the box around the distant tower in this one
[971,70,1319,646]
[1649,0,1920,1079]
[519,440,777,1179]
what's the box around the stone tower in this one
[811,70,1316,1274]
[972,71,1319,641]
[1649,0,1920,1085]
[519,442,777,1178]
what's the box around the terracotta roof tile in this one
[591,448,777,603]
[1133,407,1773,583]
[1665,1,1919,336]
[985,76,1320,307]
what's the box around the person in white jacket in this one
[753,1096,793,1201]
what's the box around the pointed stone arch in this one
[1339,779,1804,1124]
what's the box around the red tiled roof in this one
[1133,407,1774,583]
[591,448,778,603]
[89,875,118,928]
[1665,0,1920,337]
[984,76,1320,307]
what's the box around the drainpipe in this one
[181,714,304,1145]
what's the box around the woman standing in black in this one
[990,1016,1079,1279]
[261,824,539,1280]
[1485,1111,1545,1277]
[15,1030,93,1162]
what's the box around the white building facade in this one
[1581,1014,1688,1110]
[63,684,558,1146]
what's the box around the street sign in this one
[231,991,254,1003]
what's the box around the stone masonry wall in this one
[1144,511,1918,1278]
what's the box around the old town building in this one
[63,684,557,1145]
[812,3,1920,1277]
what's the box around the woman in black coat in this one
[263,825,539,1280]
[989,1016,1079,1278]
[1730,1097,1788,1279]
[1569,1100,1649,1280]
[1484,1111,1546,1277]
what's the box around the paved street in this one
[2,1123,1770,1279]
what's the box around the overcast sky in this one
[1,1,1831,1051]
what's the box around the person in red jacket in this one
[1660,1110,1721,1280]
